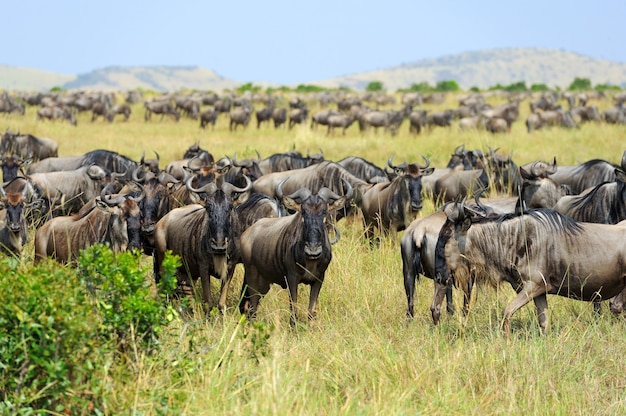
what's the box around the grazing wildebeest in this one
[255,106,274,129]
[144,100,180,121]
[426,109,454,129]
[239,180,350,325]
[199,108,218,129]
[271,108,287,128]
[360,155,434,239]
[1,129,58,160]
[110,104,131,121]
[602,103,626,124]
[257,150,324,175]
[153,177,252,312]
[37,105,77,126]
[570,106,600,124]
[433,202,626,334]
[288,108,308,129]
[0,95,25,115]
[408,109,428,135]
[310,110,340,130]
[34,191,143,264]
[91,102,113,122]
[229,107,253,131]
[326,113,354,136]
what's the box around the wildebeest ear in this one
[95,198,113,212]
[282,195,302,212]
[615,168,626,183]
[422,167,435,177]
[327,196,347,213]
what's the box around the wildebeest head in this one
[193,175,253,254]
[140,150,160,174]
[0,153,30,182]
[0,187,28,235]
[277,179,348,259]
[96,190,144,252]
[131,169,178,238]
[388,155,434,212]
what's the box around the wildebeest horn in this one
[548,156,558,175]
[417,154,430,169]
[186,173,218,195]
[222,174,252,196]
[187,155,204,171]
[255,150,261,161]
[100,188,126,206]
[158,171,180,185]
[140,150,146,164]
[277,178,311,202]
[622,150,626,171]
[454,144,465,156]
[387,155,398,169]
[232,153,253,168]
[132,166,145,182]
[154,151,160,163]
[342,178,354,202]
[328,223,340,245]
[317,187,342,202]
[129,182,146,203]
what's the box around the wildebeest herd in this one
[1,86,626,334]
[5,88,626,136]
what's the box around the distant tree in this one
[470,86,481,93]
[530,83,549,92]
[365,81,384,92]
[295,84,326,93]
[50,86,64,92]
[435,80,459,92]
[568,77,592,91]
[408,82,433,93]
[504,81,528,92]
[237,82,261,94]
[594,83,621,92]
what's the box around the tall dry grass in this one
[5,92,626,414]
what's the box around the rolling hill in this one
[1,48,625,92]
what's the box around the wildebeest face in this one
[124,200,143,251]
[204,190,233,253]
[301,196,327,259]
[3,193,25,234]
[406,164,434,212]
[139,179,169,235]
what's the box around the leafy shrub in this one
[365,81,384,92]
[568,77,592,91]
[0,246,180,413]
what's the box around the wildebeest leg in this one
[200,274,211,310]
[401,241,418,319]
[287,279,299,327]
[609,289,626,316]
[445,283,455,315]
[461,277,474,316]
[533,293,549,333]
[592,301,602,315]
[430,282,448,325]
[243,267,269,321]
[502,280,547,335]
[217,268,234,313]
[308,279,323,321]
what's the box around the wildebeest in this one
[238,180,350,325]
[1,154,30,182]
[229,107,253,131]
[426,109,455,129]
[28,165,124,216]
[144,100,180,121]
[550,155,620,195]
[255,106,274,129]
[360,156,433,239]
[34,190,143,264]
[199,108,218,129]
[0,180,38,257]
[257,150,324,175]
[554,152,626,224]
[326,113,354,136]
[91,102,113,122]
[110,104,131,121]
[408,109,428,135]
[310,110,340,130]
[336,156,389,184]
[270,108,287,128]
[288,108,308,129]
[0,95,25,115]
[434,202,626,334]
[37,105,77,126]
[153,177,252,312]
[1,129,58,161]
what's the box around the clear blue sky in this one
[4,0,625,85]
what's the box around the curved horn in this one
[328,223,341,245]
[255,150,261,161]
[547,156,558,175]
[129,182,146,203]
[158,171,180,185]
[187,155,204,171]
[222,174,252,196]
[529,161,540,178]
[317,187,342,202]
[132,165,146,182]
[154,151,160,163]
[417,154,430,169]
[232,153,253,168]
[140,150,146,165]
[621,150,626,172]
[277,178,311,202]
[341,178,354,202]
[100,188,125,206]
[185,173,217,195]
[387,155,398,169]
[454,144,465,156]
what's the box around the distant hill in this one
[0,65,76,91]
[314,48,626,90]
[2,48,625,92]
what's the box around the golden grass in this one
[5,93,626,414]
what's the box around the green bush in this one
[0,246,180,413]
[365,81,384,92]
[568,77,592,91]
[434,80,459,92]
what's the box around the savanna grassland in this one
[3,91,626,415]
